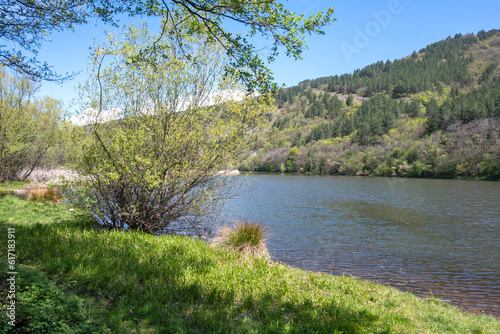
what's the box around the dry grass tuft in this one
[214,221,270,258]
[27,188,62,204]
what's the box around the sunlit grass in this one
[0,180,29,190]
[0,190,15,198]
[0,196,499,333]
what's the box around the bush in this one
[391,148,404,159]
[68,24,270,234]
[374,161,394,177]
[404,147,419,164]
[363,156,379,174]
[238,160,252,172]
[341,159,363,176]
[479,154,500,179]
[435,158,458,179]
[215,221,270,257]
[284,147,299,173]
[407,161,431,177]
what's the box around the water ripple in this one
[222,175,500,317]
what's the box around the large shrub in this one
[67,24,270,234]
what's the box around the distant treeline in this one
[276,29,500,105]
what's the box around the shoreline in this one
[269,256,500,319]
[238,170,500,182]
[1,195,499,332]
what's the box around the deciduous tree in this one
[0,69,63,182]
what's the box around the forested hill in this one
[236,29,500,180]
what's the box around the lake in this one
[220,174,500,317]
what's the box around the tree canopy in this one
[0,0,335,93]
[0,69,64,182]
[67,23,272,233]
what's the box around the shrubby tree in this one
[285,147,298,173]
[0,69,63,182]
[68,23,272,234]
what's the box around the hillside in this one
[235,29,500,180]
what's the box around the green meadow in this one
[1,195,499,333]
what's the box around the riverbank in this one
[222,174,500,317]
[240,170,500,182]
[1,196,499,333]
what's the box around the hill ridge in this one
[235,29,500,180]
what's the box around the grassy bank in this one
[0,181,28,190]
[1,196,499,333]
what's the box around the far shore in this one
[216,169,240,176]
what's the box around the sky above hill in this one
[34,0,500,109]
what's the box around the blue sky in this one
[35,0,500,107]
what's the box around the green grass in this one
[0,196,499,333]
[0,190,15,199]
[0,259,109,333]
[0,181,28,190]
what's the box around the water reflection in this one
[221,174,500,317]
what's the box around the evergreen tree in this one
[425,99,444,133]
[346,95,354,107]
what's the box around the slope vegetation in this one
[237,29,500,180]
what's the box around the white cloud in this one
[69,107,122,126]
[69,90,258,126]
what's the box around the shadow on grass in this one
[1,217,383,333]
[0,259,109,333]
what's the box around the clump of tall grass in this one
[27,188,62,203]
[215,221,270,258]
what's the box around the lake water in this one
[220,174,500,317]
